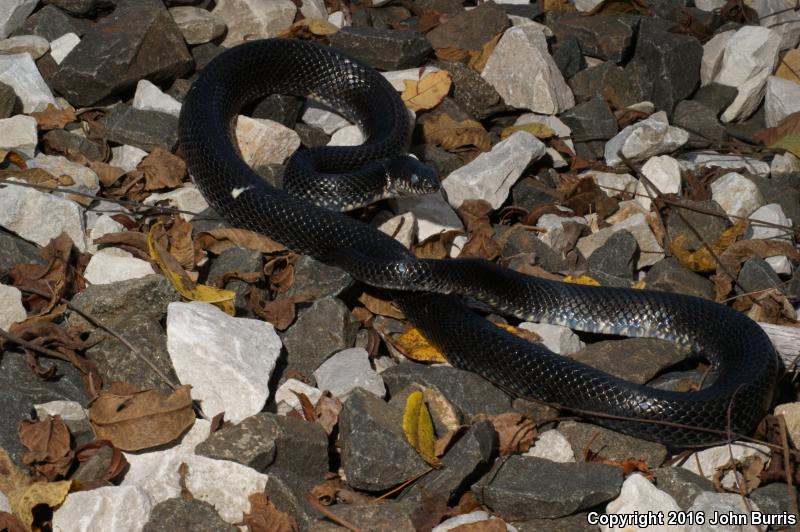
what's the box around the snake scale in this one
[178,38,779,448]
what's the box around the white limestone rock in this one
[169,6,226,45]
[771,152,800,176]
[378,212,417,248]
[382,66,440,91]
[133,79,182,118]
[766,255,793,275]
[144,184,209,221]
[167,302,282,423]
[0,283,26,330]
[678,151,770,177]
[0,35,49,59]
[0,492,8,513]
[0,114,37,157]
[688,493,761,532]
[710,172,765,221]
[328,11,345,28]
[583,170,637,197]
[765,75,800,127]
[433,511,517,532]
[49,32,79,64]
[442,131,545,210]
[524,429,575,463]
[604,112,689,167]
[747,203,792,241]
[537,211,589,256]
[302,101,351,134]
[750,0,800,51]
[275,378,323,416]
[0,181,86,251]
[299,0,327,21]
[603,474,682,532]
[695,0,727,11]
[391,191,464,242]
[213,0,296,47]
[682,442,771,490]
[0,53,58,112]
[84,249,155,285]
[577,212,663,268]
[30,153,101,195]
[481,25,575,114]
[635,155,682,211]
[0,0,38,39]
[519,322,584,354]
[313,347,386,400]
[235,115,301,168]
[328,124,364,147]
[572,0,605,11]
[52,485,155,532]
[110,144,148,172]
[34,400,88,422]
[87,214,125,253]
[700,30,735,87]
[775,402,800,446]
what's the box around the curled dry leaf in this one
[138,148,186,191]
[422,113,491,152]
[9,232,75,314]
[314,391,343,435]
[248,289,302,331]
[88,161,126,187]
[74,439,129,489]
[402,70,452,112]
[457,200,501,261]
[562,274,601,286]
[88,384,196,451]
[467,33,501,73]
[403,391,440,466]
[710,239,800,300]
[166,218,196,270]
[753,111,800,146]
[30,104,77,130]
[482,412,538,455]
[413,229,462,260]
[241,492,299,532]
[18,416,74,481]
[357,290,405,319]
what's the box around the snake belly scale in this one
[178,38,779,448]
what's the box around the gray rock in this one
[429,59,500,118]
[251,94,304,129]
[51,0,193,107]
[42,129,106,161]
[691,82,738,116]
[688,492,761,531]
[280,255,354,301]
[280,297,360,382]
[736,256,784,294]
[45,0,115,17]
[316,500,422,532]
[558,420,668,469]
[195,412,329,479]
[648,367,708,393]
[168,6,226,45]
[339,388,429,491]
[551,34,585,79]
[748,173,800,234]
[512,513,595,532]
[0,230,44,274]
[548,13,639,64]
[473,455,622,520]
[653,467,715,510]
[569,61,645,110]
[510,176,559,211]
[11,4,92,41]
[666,199,730,252]
[206,246,262,316]
[645,258,715,300]
[143,497,236,532]
[265,474,318,529]
[673,100,726,147]
[295,122,330,149]
[587,229,638,280]
[499,3,544,20]
[499,226,566,273]
[560,97,618,160]
[382,364,511,418]
[328,27,432,70]
[413,144,463,178]
[569,338,687,387]
[98,104,179,152]
[313,347,385,400]
[749,482,798,515]
[0,81,15,118]
[426,1,508,51]
[0,0,38,40]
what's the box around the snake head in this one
[384,155,439,198]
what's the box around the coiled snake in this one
[178,38,779,448]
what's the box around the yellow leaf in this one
[501,123,557,140]
[467,33,501,72]
[402,391,440,466]
[563,275,601,286]
[148,222,236,315]
[670,219,748,273]
[395,327,448,363]
[771,134,800,158]
[9,480,72,530]
[422,113,491,152]
[402,71,452,112]
[632,280,646,289]
[306,18,338,35]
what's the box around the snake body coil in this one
[179,38,779,448]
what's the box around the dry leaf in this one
[413,230,462,260]
[195,228,286,255]
[467,33,501,72]
[0,511,27,532]
[776,48,800,84]
[314,391,343,435]
[88,384,195,451]
[590,0,651,14]
[19,416,74,481]
[138,148,186,190]
[457,200,501,260]
[402,70,452,112]
[167,218,196,270]
[422,113,491,152]
[394,327,448,363]
[434,46,470,62]
[753,111,800,146]
[483,412,537,455]
[8,232,75,314]
[248,290,298,331]
[670,219,747,273]
[711,239,800,300]
[562,275,601,286]
[88,161,126,187]
[0,167,74,189]
[240,492,299,532]
[403,391,440,466]
[500,123,557,140]
[9,480,73,530]
[452,519,509,532]
[771,134,800,158]
[357,291,405,319]
[30,104,77,130]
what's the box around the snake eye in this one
[410,174,420,185]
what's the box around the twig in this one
[372,466,434,502]
[0,326,74,360]
[303,492,361,532]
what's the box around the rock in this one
[52,485,155,532]
[0,81,14,118]
[377,212,416,248]
[571,338,687,387]
[205,246,262,314]
[654,467,715,510]
[737,256,784,294]
[442,131,545,209]
[430,60,499,117]
[391,192,464,242]
[99,104,179,152]
[691,82,738,116]
[682,443,771,490]
[747,203,792,241]
[750,0,800,51]
[577,213,663,268]
[771,152,800,176]
[635,155,682,211]
[280,297,359,382]
[0,230,45,272]
[299,0,327,19]
[84,249,155,285]
[0,181,86,251]
[0,283,25,330]
[30,153,100,195]
[673,100,726,147]
[499,227,566,272]
[558,420,668,470]
[474,456,622,520]
[775,402,800,445]
[327,124,364,146]
[678,151,770,178]
[44,0,115,16]
[380,65,440,91]
[235,115,300,167]
[313,347,385,400]
[548,14,637,64]
[569,61,644,110]
[143,498,236,532]
[301,101,350,135]
[251,93,303,128]
[434,511,513,532]
[559,97,618,160]
[49,32,80,64]
[42,128,104,161]
[143,184,209,221]
[550,34,585,80]
[687,492,761,532]
[191,41,223,71]
[0,114,36,157]
[426,1,509,51]
[196,412,329,478]
[749,482,798,516]
[169,6,226,45]
[518,322,584,354]
[10,4,91,41]
[328,27,432,70]
[213,0,296,47]
[0,53,57,113]
[339,388,429,491]
[537,211,588,256]
[167,302,281,423]
[666,199,729,252]
[0,0,37,39]
[51,0,192,104]
[604,112,689,167]
[482,25,575,114]
[524,429,574,463]
[585,170,637,197]
[586,230,638,281]
[765,75,800,127]
[280,255,353,301]
[604,473,681,532]
[646,258,715,300]
[110,144,148,172]
[318,500,422,532]
[710,172,765,221]
[275,378,322,416]
[132,79,182,118]
[0,35,49,59]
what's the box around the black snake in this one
[178,38,779,448]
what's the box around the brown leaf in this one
[18,416,74,481]
[422,113,491,152]
[457,200,502,261]
[411,491,450,532]
[776,49,800,84]
[711,239,800,300]
[138,148,186,191]
[30,104,77,130]
[402,70,452,112]
[249,290,299,331]
[178,462,193,499]
[196,228,286,255]
[241,492,299,532]
[9,233,76,314]
[167,218,196,270]
[89,161,126,187]
[413,230,462,260]
[0,167,74,188]
[561,177,618,219]
[418,9,442,32]
[434,46,470,63]
[543,0,577,11]
[293,391,317,422]
[589,0,651,15]
[74,439,129,488]
[314,391,343,435]
[482,412,538,455]
[88,385,196,451]
[0,511,28,532]
[753,111,800,146]
[92,230,150,257]
[467,33,501,73]
[265,259,295,294]
[0,447,32,498]
[357,290,405,319]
